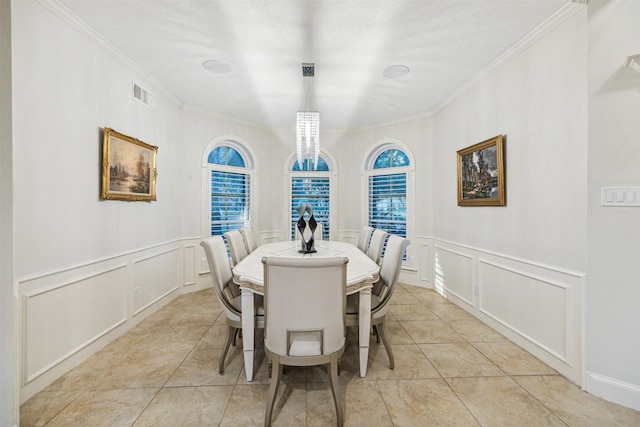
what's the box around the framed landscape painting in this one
[101,128,157,201]
[456,135,505,206]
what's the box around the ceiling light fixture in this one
[296,63,320,171]
[382,64,410,79]
[202,59,233,75]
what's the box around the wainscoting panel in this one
[419,242,433,284]
[479,259,570,362]
[132,248,180,315]
[22,266,127,384]
[434,245,474,305]
[18,239,198,403]
[429,238,584,385]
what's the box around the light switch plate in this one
[601,187,640,207]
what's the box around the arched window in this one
[206,142,253,236]
[289,154,335,241]
[365,141,413,258]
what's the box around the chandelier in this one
[296,63,320,171]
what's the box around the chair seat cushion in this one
[346,293,382,314]
[229,294,265,315]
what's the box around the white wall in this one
[587,0,640,410]
[12,0,190,402]
[0,0,16,424]
[428,5,588,385]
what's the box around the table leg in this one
[358,288,372,377]
[241,289,255,381]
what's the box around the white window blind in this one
[210,170,251,236]
[291,177,330,240]
[368,172,407,238]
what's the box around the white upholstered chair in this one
[346,234,410,369]
[201,236,264,374]
[262,256,348,427]
[224,229,249,265]
[356,226,373,252]
[240,227,258,253]
[366,228,388,264]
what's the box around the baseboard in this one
[587,371,640,411]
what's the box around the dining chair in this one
[366,228,388,264]
[262,256,348,427]
[201,236,264,374]
[224,229,249,265]
[356,226,373,252]
[346,234,410,369]
[240,226,258,253]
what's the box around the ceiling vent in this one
[133,82,155,110]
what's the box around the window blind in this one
[368,173,407,238]
[210,170,251,236]
[291,177,330,240]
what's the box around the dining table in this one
[232,239,380,381]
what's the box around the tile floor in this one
[21,285,640,426]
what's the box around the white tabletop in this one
[232,240,380,294]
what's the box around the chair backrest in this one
[357,226,373,252]
[200,236,242,318]
[240,227,258,253]
[224,229,249,265]
[372,235,410,316]
[366,228,388,264]
[262,256,347,357]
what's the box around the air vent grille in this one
[133,83,155,110]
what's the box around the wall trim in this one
[587,372,640,411]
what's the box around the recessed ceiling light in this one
[382,65,410,79]
[203,60,233,75]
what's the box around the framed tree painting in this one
[101,128,158,201]
[457,135,505,206]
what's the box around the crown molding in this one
[38,0,184,108]
[431,0,588,116]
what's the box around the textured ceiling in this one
[59,0,569,131]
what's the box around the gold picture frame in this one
[101,128,157,201]
[457,135,505,206]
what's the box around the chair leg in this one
[377,320,394,369]
[328,353,344,427]
[265,356,282,426]
[219,325,235,374]
[372,325,380,343]
[232,328,240,346]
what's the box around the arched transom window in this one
[207,143,253,236]
[289,154,333,240]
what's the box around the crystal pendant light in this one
[296,63,319,171]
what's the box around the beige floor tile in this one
[92,347,191,389]
[133,385,233,427]
[383,319,414,345]
[44,388,158,427]
[473,341,558,375]
[428,302,475,321]
[20,390,83,427]
[514,375,640,427]
[418,343,505,378]
[389,303,439,321]
[367,344,440,380]
[389,289,420,305]
[342,381,393,426]
[448,318,508,342]
[108,324,210,354]
[194,324,235,350]
[221,383,306,426]
[378,378,480,426]
[307,382,344,427]
[404,287,448,305]
[402,319,466,344]
[165,348,243,386]
[447,376,565,426]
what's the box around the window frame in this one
[202,136,257,239]
[362,138,415,265]
[285,150,337,241]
